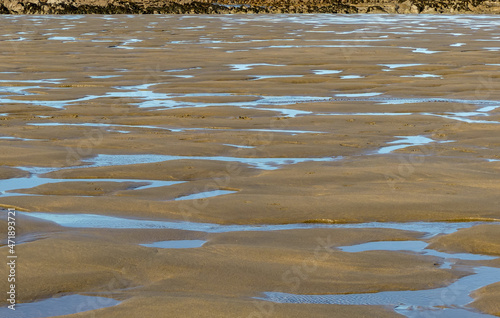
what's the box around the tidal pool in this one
[173,190,237,201]
[227,63,285,71]
[19,212,500,236]
[379,63,424,69]
[140,240,206,249]
[0,174,183,197]
[312,70,342,75]
[377,135,453,154]
[339,240,496,264]
[340,75,364,79]
[2,14,500,318]
[335,92,382,97]
[258,266,500,318]
[83,154,341,171]
[0,295,120,318]
[259,239,499,317]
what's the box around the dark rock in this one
[366,4,387,12]
[0,0,499,14]
[0,3,9,12]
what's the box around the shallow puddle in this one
[378,135,453,154]
[47,36,76,41]
[312,70,342,75]
[318,112,412,117]
[84,154,341,171]
[88,75,122,79]
[254,217,500,317]
[227,63,285,71]
[0,136,39,141]
[376,97,499,109]
[250,75,303,80]
[30,123,327,135]
[2,14,500,318]
[113,38,142,49]
[0,294,120,318]
[340,75,364,79]
[379,63,424,69]
[258,265,500,318]
[173,190,237,201]
[223,144,256,149]
[0,174,183,197]
[409,47,442,54]
[335,93,382,97]
[27,122,178,133]
[140,240,206,249]
[212,128,326,135]
[10,208,500,318]
[340,240,496,263]
[429,113,500,124]
[401,74,443,78]
[0,79,65,84]
[20,213,500,236]
[259,240,499,317]
[244,106,313,117]
[2,82,332,112]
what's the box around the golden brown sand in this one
[0,14,499,317]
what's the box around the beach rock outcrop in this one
[395,0,421,13]
[0,0,499,14]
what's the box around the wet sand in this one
[0,14,499,317]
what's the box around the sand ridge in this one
[0,14,499,317]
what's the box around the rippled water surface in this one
[0,295,120,318]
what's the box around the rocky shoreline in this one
[1,0,499,14]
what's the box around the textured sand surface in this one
[0,14,499,317]
[2,0,500,14]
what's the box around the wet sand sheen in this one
[0,14,500,318]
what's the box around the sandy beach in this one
[0,14,499,317]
